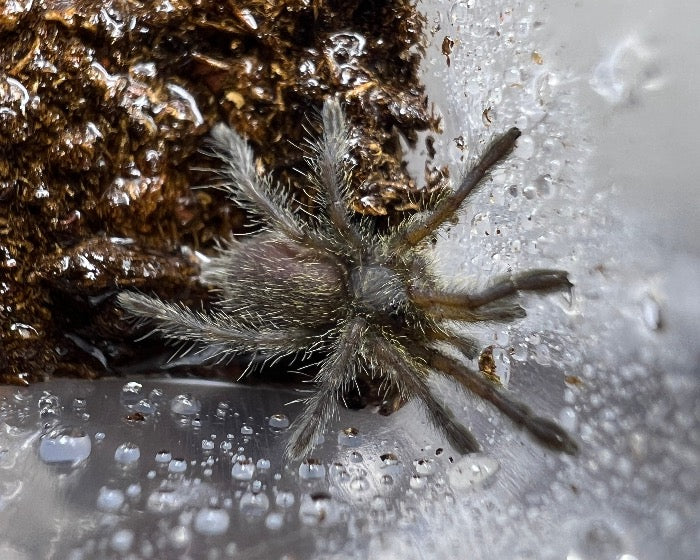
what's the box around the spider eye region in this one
[349,264,407,318]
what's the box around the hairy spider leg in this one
[207,123,304,241]
[117,292,318,360]
[370,334,480,454]
[424,328,482,360]
[410,269,571,321]
[286,317,367,460]
[414,346,578,454]
[393,127,522,250]
[305,100,365,250]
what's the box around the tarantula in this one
[118,98,578,460]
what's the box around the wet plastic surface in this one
[1,374,565,559]
[0,345,697,560]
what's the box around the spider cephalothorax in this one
[118,99,578,460]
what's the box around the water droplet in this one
[110,529,134,553]
[169,525,191,549]
[133,399,156,415]
[94,432,106,442]
[231,457,255,481]
[201,439,215,451]
[146,487,185,513]
[470,212,493,236]
[114,442,140,465]
[236,7,258,30]
[170,393,201,416]
[338,427,362,447]
[572,520,624,559]
[72,398,87,411]
[492,346,511,387]
[256,458,271,470]
[168,458,187,474]
[239,490,269,517]
[275,491,295,508]
[349,476,370,493]
[535,174,555,198]
[640,293,662,330]
[215,402,230,419]
[513,134,535,160]
[265,511,284,530]
[328,31,366,61]
[380,452,399,466]
[409,474,426,489]
[590,35,661,105]
[38,391,61,421]
[240,424,253,436]
[39,427,91,466]
[155,450,172,463]
[38,391,60,411]
[349,450,363,463]
[447,454,500,490]
[39,405,60,421]
[298,458,326,481]
[558,407,578,432]
[532,343,552,366]
[504,67,522,86]
[379,453,403,477]
[511,343,528,362]
[268,413,290,431]
[194,507,230,535]
[329,462,350,483]
[413,458,436,476]
[299,492,338,526]
[126,483,141,498]
[120,382,143,407]
[96,486,125,512]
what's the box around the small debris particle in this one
[479,346,501,385]
[441,36,455,67]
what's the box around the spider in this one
[118,98,578,460]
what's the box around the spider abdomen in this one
[205,234,347,330]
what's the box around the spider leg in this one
[411,270,571,321]
[415,347,578,454]
[415,298,527,322]
[117,292,315,359]
[305,99,364,250]
[392,127,521,250]
[425,328,481,360]
[206,123,305,241]
[370,335,480,454]
[462,269,572,306]
[286,317,367,460]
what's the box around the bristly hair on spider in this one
[118,97,578,460]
